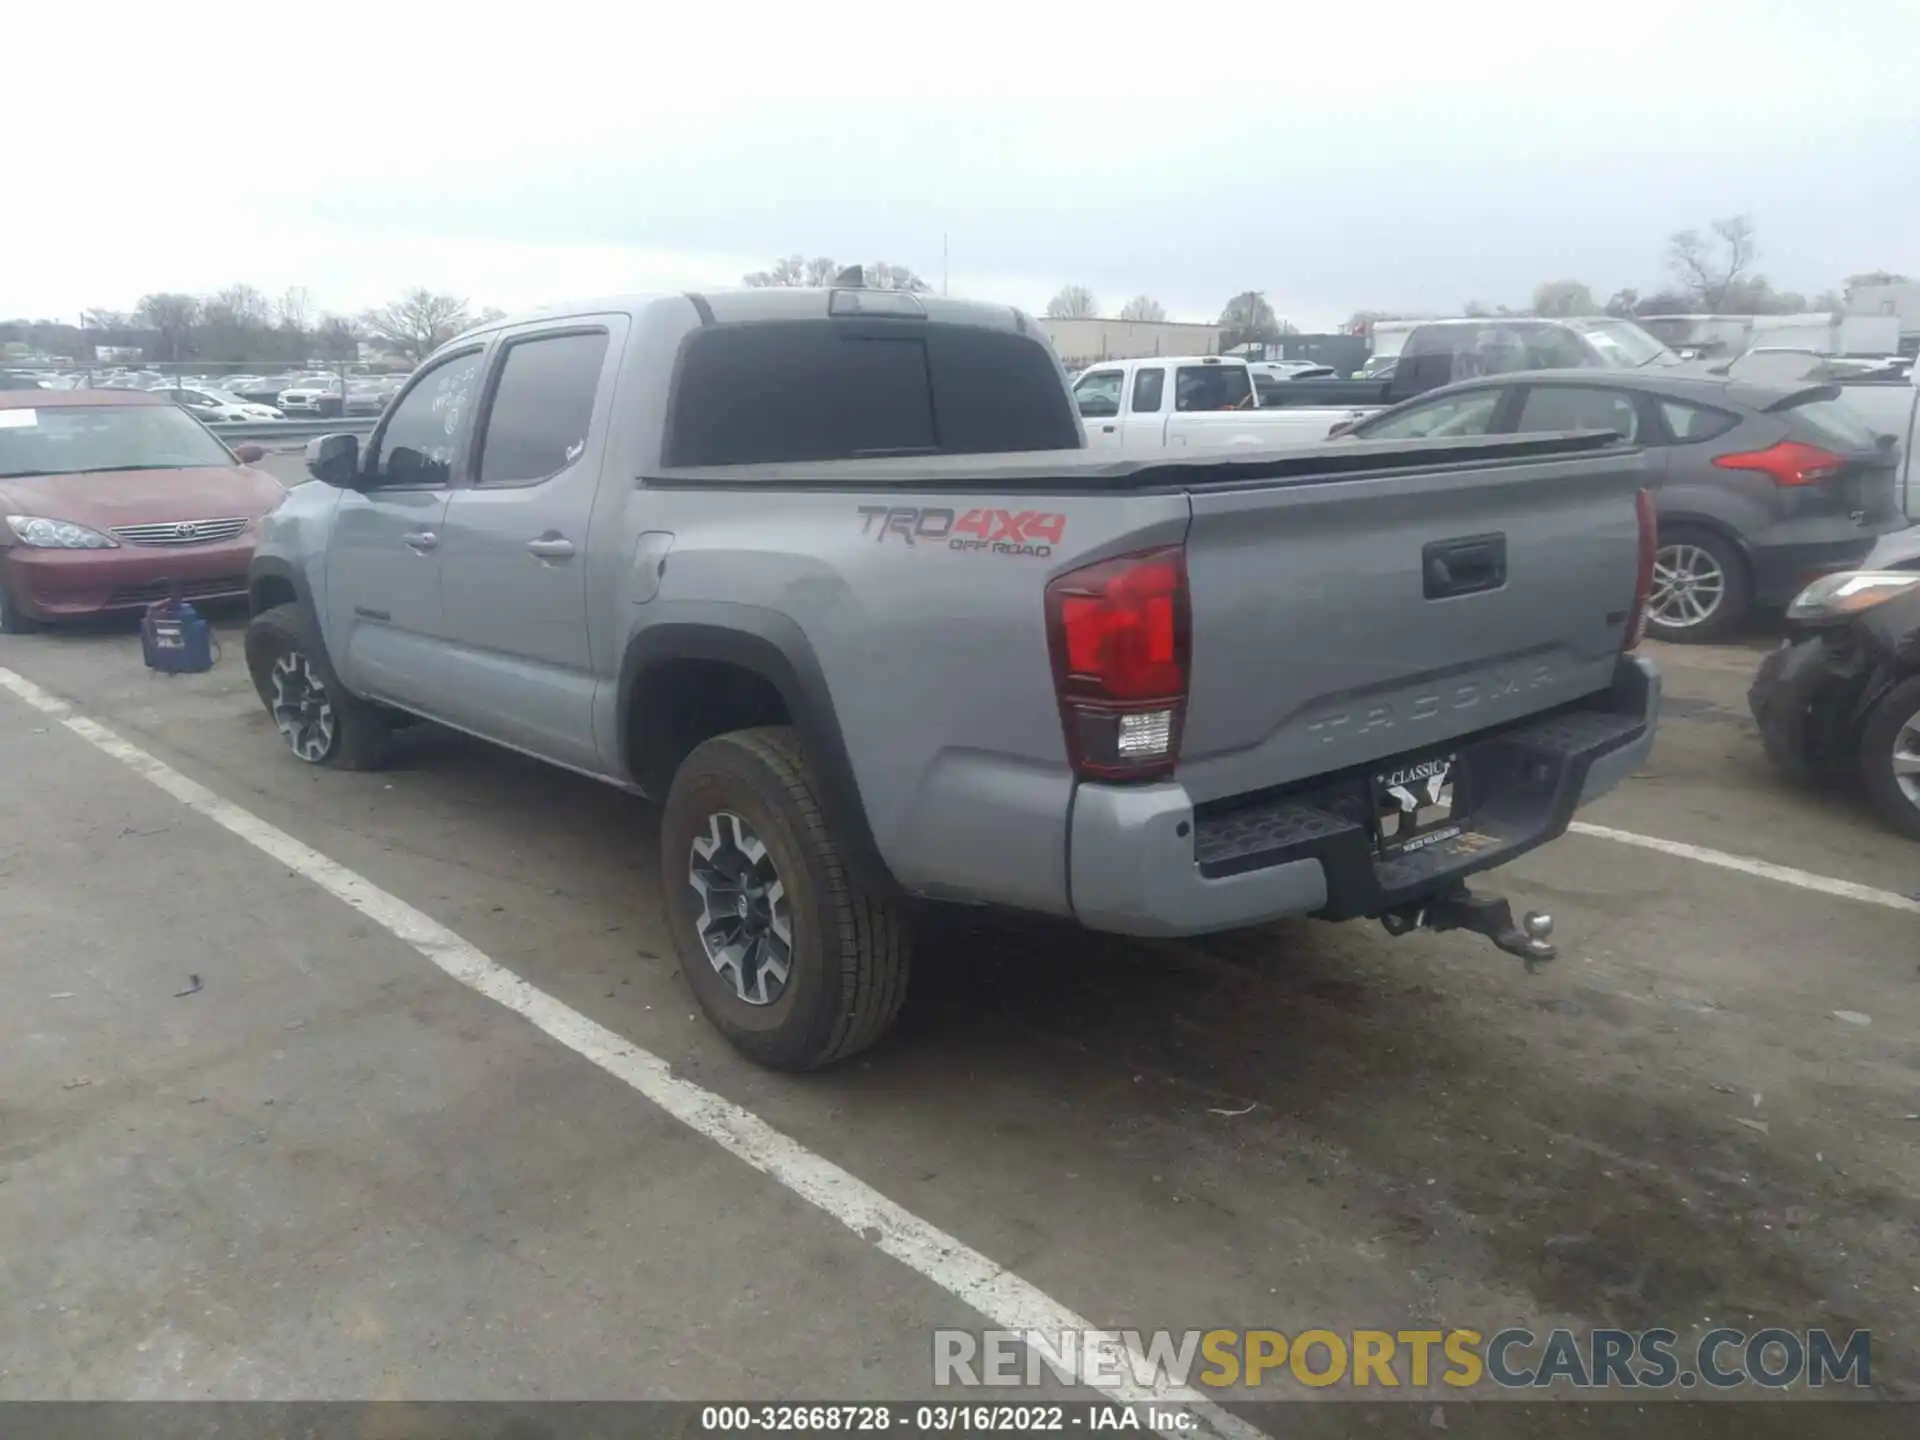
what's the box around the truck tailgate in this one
[1176,440,1650,803]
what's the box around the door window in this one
[368,350,483,487]
[474,331,610,487]
[1130,368,1166,413]
[1514,386,1639,441]
[1657,399,1738,444]
[1073,370,1124,419]
[1359,388,1503,440]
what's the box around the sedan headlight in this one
[5,515,119,549]
[1786,570,1920,622]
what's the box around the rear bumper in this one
[1068,655,1660,937]
[1,538,253,618]
[1747,515,1910,605]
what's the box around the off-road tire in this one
[1858,674,1920,842]
[661,726,910,1070]
[244,602,392,770]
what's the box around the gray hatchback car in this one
[1347,370,1908,641]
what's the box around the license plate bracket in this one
[1370,752,1465,857]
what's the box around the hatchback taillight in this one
[1044,547,1190,781]
[1711,440,1844,487]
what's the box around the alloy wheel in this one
[269,651,337,762]
[1894,706,1920,810]
[687,811,793,1007]
[1648,543,1728,630]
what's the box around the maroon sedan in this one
[0,389,283,632]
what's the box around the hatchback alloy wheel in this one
[1649,542,1728,630]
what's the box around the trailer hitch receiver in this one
[1380,886,1557,970]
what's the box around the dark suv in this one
[1346,369,1907,641]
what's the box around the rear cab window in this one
[475,330,610,486]
[1175,365,1253,412]
[667,322,1081,465]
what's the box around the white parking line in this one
[0,666,1262,1440]
[1569,820,1920,915]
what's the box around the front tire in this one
[661,727,909,1070]
[0,567,39,634]
[1859,675,1920,842]
[1646,528,1750,644]
[244,602,391,770]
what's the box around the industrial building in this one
[1040,317,1223,369]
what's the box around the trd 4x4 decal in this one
[856,506,1066,558]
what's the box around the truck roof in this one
[455,288,1041,342]
[1078,355,1242,369]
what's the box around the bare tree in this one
[360,289,472,363]
[315,315,362,363]
[1604,288,1640,318]
[1045,285,1099,319]
[1117,295,1165,322]
[1531,280,1596,317]
[277,286,313,332]
[743,255,928,291]
[80,308,131,332]
[135,292,202,360]
[1217,291,1279,350]
[743,255,811,287]
[1667,214,1757,313]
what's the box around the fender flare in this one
[617,610,897,894]
[246,554,313,616]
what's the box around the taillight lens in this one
[1045,546,1190,781]
[1711,440,1844,487]
[1624,488,1657,650]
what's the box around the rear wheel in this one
[661,726,909,1070]
[1859,675,1920,842]
[244,602,391,769]
[1646,528,1749,644]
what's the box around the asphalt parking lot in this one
[3,610,1918,1434]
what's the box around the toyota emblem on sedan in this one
[174,521,200,539]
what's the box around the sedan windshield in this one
[1568,318,1681,368]
[0,404,236,478]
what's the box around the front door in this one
[431,322,622,771]
[1072,367,1126,448]
[322,346,486,706]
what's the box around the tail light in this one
[1044,546,1190,781]
[1624,488,1657,650]
[1711,440,1844,487]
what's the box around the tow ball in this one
[1379,887,1557,970]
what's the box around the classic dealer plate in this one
[1371,752,1464,856]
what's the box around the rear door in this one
[1118,365,1168,449]
[324,345,487,704]
[1072,368,1127,448]
[430,319,625,770]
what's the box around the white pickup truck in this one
[1070,356,1392,450]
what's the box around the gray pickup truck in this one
[247,288,1661,1069]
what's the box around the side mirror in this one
[305,432,360,488]
[233,442,267,464]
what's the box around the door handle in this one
[1101,424,1116,433]
[527,535,577,561]
[404,530,438,552]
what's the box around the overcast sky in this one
[9,0,1917,330]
